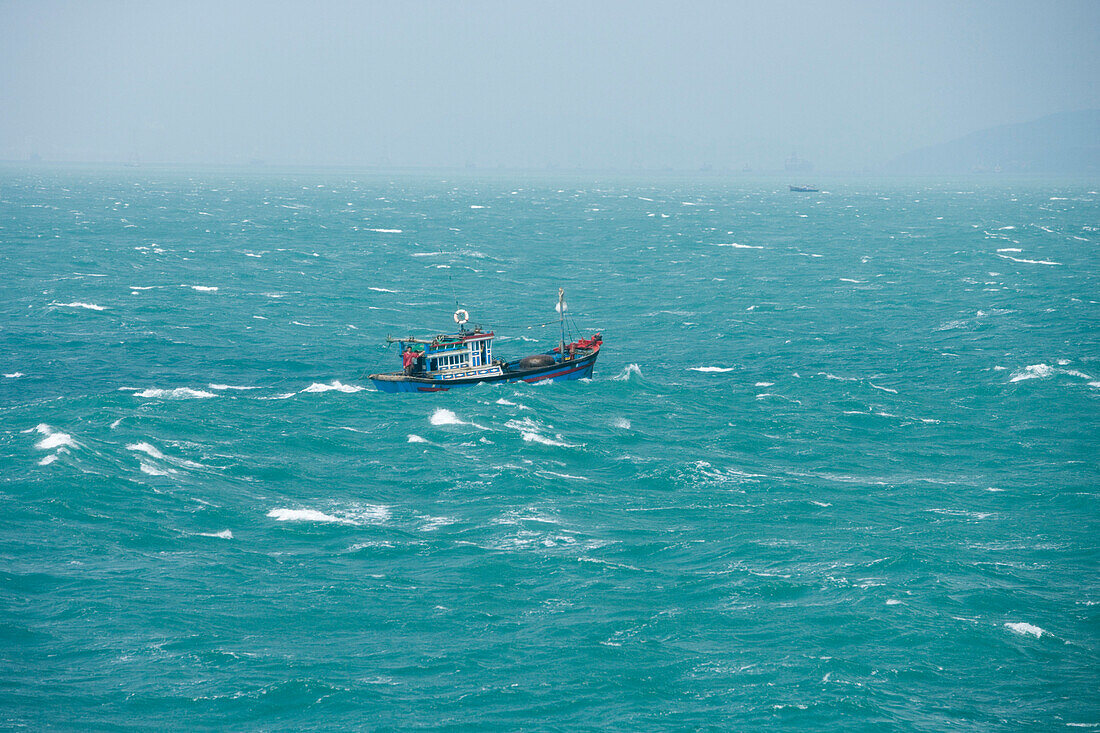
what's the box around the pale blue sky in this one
[2,0,1097,170]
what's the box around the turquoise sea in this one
[2,167,1097,730]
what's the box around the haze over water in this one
[1,167,1097,728]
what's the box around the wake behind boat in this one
[369,289,602,393]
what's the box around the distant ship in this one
[789,185,819,192]
[785,153,813,173]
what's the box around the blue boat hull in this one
[370,351,598,393]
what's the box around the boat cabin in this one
[397,330,504,381]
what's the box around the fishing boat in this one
[369,289,602,393]
[789,184,819,192]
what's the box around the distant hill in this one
[885,110,1100,176]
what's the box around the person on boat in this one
[402,347,417,376]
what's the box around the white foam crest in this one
[127,441,165,459]
[365,228,402,233]
[208,384,259,391]
[50,301,105,311]
[135,387,216,399]
[31,424,78,451]
[755,382,774,387]
[612,417,631,429]
[712,242,763,249]
[139,461,175,476]
[411,251,444,257]
[870,383,898,394]
[38,454,59,466]
[367,287,397,293]
[997,254,1061,266]
[267,508,356,525]
[996,247,1023,253]
[5,372,25,378]
[689,366,735,373]
[186,285,220,292]
[301,381,365,393]
[613,364,643,381]
[839,278,865,283]
[521,431,578,448]
[199,530,233,539]
[1010,364,1053,382]
[407,434,428,443]
[349,504,391,523]
[430,408,463,426]
[1005,621,1045,638]
[540,471,590,481]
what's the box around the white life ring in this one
[453,308,469,325]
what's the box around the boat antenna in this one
[449,272,463,332]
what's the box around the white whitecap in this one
[186,285,219,292]
[1009,364,1053,383]
[199,530,233,539]
[407,434,428,443]
[139,461,175,476]
[613,364,643,381]
[50,301,105,311]
[430,408,464,426]
[367,287,397,293]
[208,384,258,390]
[365,228,403,233]
[754,382,774,387]
[997,254,1061,266]
[31,424,78,451]
[135,387,216,399]
[267,508,356,525]
[689,366,735,373]
[126,442,165,459]
[1005,621,1045,638]
[5,372,24,378]
[301,381,365,393]
[521,431,578,448]
[612,417,631,429]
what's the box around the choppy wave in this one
[613,364,643,381]
[267,508,355,525]
[1004,621,1045,638]
[29,424,78,451]
[1009,364,1092,383]
[50,301,105,311]
[301,381,365,393]
[133,387,217,399]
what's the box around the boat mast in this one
[557,287,566,357]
